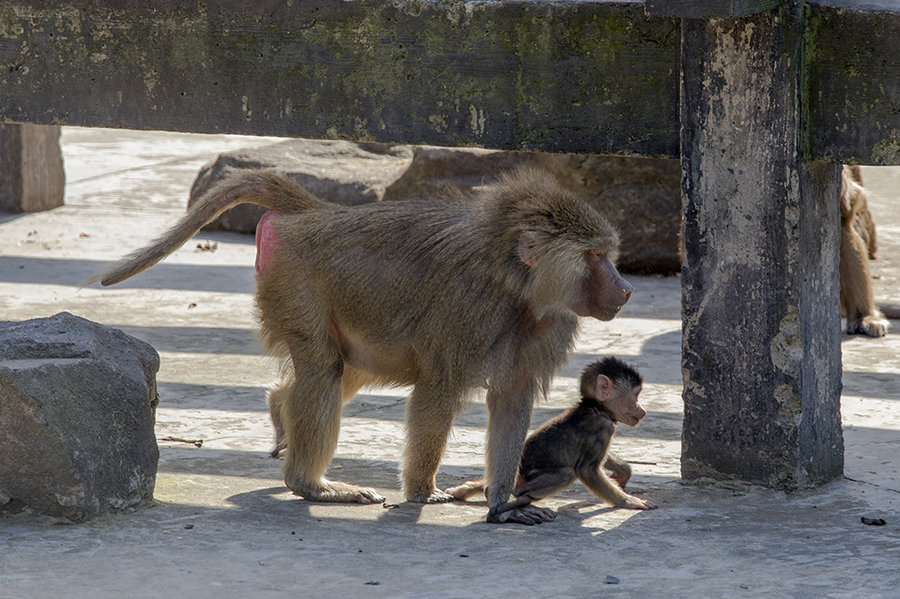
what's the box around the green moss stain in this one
[165,17,209,71]
[872,134,900,165]
[803,5,900,163]
[0,10,25,39]
[801,4,821,160]
[1,2,677,152]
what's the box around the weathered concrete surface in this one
[0,123,64,212]
[0,128,897,597]
[806,0,900,165]
[680,6,844,489]
[645,0,781,18]
[0,312,160,522]
[0,1,681,156]
[1,2,897,163]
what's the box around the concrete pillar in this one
[0,123,65,213]
[675,2,844,489]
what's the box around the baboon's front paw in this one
[861,315,890,337]
[847,314,890,337]
[345,485,386,504]
[289,479,385,504]
[407,489,455,504]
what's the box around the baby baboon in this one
[90,167,632,525]
[840,165,890,337]
[447,356,657,524]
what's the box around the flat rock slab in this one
[0,312,160,522]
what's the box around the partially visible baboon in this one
[89,167,632,525]
[446,356,657,524]
[840,166,890,337]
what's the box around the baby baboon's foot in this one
[444,484,469,501]
[609,471,629,490]
[289,478,385,504]
[444,480,485,502]
[407,489,456,504]
[487,505,557,525]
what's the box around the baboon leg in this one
[515,468,576,503]
[281,354,384,504]
[489,495,534,516]
[603,452,633,489]
[577,464,657,510]
[269,361,366,459]
[484,381,536,523]
[840,222,889,337]
[482,468,574,524]
[403,382,461,503]
[267,378,291,458]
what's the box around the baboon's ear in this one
[517,230,550,267]
[594,375,614,402]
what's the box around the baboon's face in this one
[572,249,632,321]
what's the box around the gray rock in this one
[188,139,681,274]
[0,312,160,522]
[188,138,414,233]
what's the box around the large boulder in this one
[0,312,160,522]
[188,138,413,234]
[189,140,682,274]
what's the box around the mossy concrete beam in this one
[645,0,782,18]
[805,1,900,165]
[0,1,681,156]
[2,2,896,162]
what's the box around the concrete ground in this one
[0,127,898,598]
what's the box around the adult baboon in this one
[91,167,632,525]
[840,166,890,337]
[447,356,656,524]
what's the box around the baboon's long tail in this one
[86,170,328,286]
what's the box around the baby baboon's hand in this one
[621,495,657,510]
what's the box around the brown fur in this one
[447,356,656,524]
[90,167,631,522]
[840,166,889,337]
